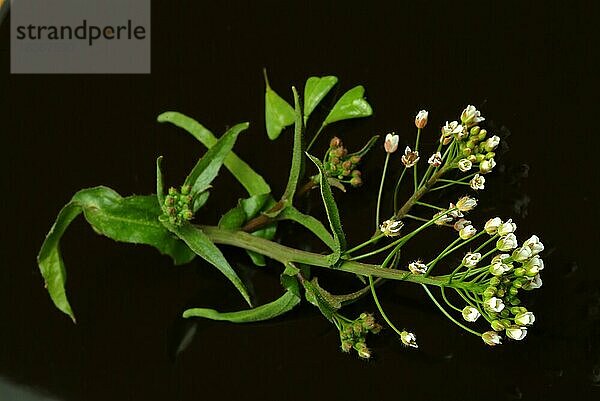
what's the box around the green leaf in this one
[306,154,346,264]
[277,206,335,250]
[182,290,300,323]
[157,112,271,196]
[264,70,295,140]
[323,85,373,126]
[184,122,248,210]
[349,135,380,158]
[218,206,247,230]
[161,221,252,306]
[302,278,337,321]
[282,87,304,202]
[37,187,196,322]
[303,75,338,124]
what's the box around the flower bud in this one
[479,158,496,174]
[461,105,485,127]
[415,110,428,129]
[491,320,505,331]
[469,174,485,190]
[400,331,418,348]
[330,136,342,148]
[506,325,527,341]
[514,312,535,326]
[428,152,442,167]
[462,252,482,268]
[354,342,371,359]
[481,331,502,346]
[470,126,481,136]
[483,135,500,152]
[497,233,518,251]
[408,261,427,275]
[483,286,497,298]
[485,297,505,312]
[462,306,481,322]
[522,274,542,290]
[380,219,404,237]
[456,196,478,212]
[512,246,533,262]
[497,219,517,236]
[433,210,453,225]
[453,218,471,231]
[459,225,477,240]
[384,133,399,153]
[484,217,503,235]
[350,176,362,187]
[457,158,473,172]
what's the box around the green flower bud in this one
[489,277,501,286]
[514,267,526,277]
[168,187,178,196]
[462,147,473,156]
[475,154,486,163]
[477,132,487,142]
[350,176,362,187]
[496,288,505,297]
[486,152,496,160]
[483,286,497,298]
[470,126,481,136]
[500,308,511,317]
[509,286,519,296]
[491,320,505,331]
[341,340,352,353]
[180,185,191,195]
[509,297,521,306]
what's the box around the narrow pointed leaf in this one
[306,154,346,264]
[277,206,335,250]
[323,85,373,126]
[264,71,295,140]
[156,156,165,206]
[303,75,338,123]
[157,112,271,196]
[38,187,196,322]
[282,87,304,202]
[162,221,252,306]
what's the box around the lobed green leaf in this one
[303,75,338,124]
[323,85,373,126]
[264,70,295,140]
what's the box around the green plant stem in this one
[393,167,408,213]
[306,124,325,152]
[395,165,451,219]
[345,233,384,255]
[413,128,421,194]
[369,275,404,337]
[415,201,445,211]
[375,153,391,229]
[421,285,482,336]
[200,225,483,292]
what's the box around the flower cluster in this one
[162,185,194,226]
[459,218,544,345]
[336,313,383,359]
[433,196,479,238]
[323,137,363,187]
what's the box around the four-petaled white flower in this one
[384,133,399,154]
[484,217,503,235]
[514,312,536,326]
[461,105,485,127]
[522,274,543,290]
[459,225,477,240]
[512,246,533,262]
[484,297,505,312]
[523,235,544,255]
[462,252,482,268]
[490,261,512,276]
[483,135,500,152]
[497,219,517,236]
[497,233,518,251]
[482,331,502,346]
[428,152,442,167]
[401,146,420,167]
[470,173,485,190]
[441,120,463,137]
[480,158,496,174]
[456,196,478,212]
[523,255,544,273]
[408,261,428,275]
[433,210,453,225]
[453,218,471,231]
[506,325,527,341]
[400,331,418,348]
[415,110,428,129]
[458,158,473,172]
[491,253,511,264]
[462,306,481,322]
[448,203,465,218]
[380,219,404,237]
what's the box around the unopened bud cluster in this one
[337,312,382,359]
[323,137,363,187]
[162,185,194,226]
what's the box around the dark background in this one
[0,1,598,400]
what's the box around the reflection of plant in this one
[38,72,543,359]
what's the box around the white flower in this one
[461,105,485,127]
[462,306,481,322]
[497,219,517,236]
[484,297,505,312]
[506,325,527,341]
[481,331,502,346]
[384,133,399,153]
[440,134,453,145]
[523,235,544,255]
[453,218,471,231]
[441,120,463,137]
[491,253,510,264]
[514,312,535,326]
[479,158,496,174]
[457,158,473,172]
[490,262,512,276]
[448,203,464,218]
[408,261,427,275]
[523,255,544,272]
[497,233,518,251]
[459,225,477,240]
[380,219,404,237]
[484,217,503,235]
[483,135,500,152]
[428,152,442,167]
[400,331,418,348]
[415,110,428,129]
[522,274,543,290]
[512,246,533,262]
[401,146,420,167]
[469,174,485,190]
[456,196,478,212]
[433,211,453,225]
[462,252,482,268]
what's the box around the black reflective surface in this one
[1,2,597,400]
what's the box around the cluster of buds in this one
[469,218,544,345]
[337,313,382,359]
[162,185,194,226]
[323,137,363,187]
